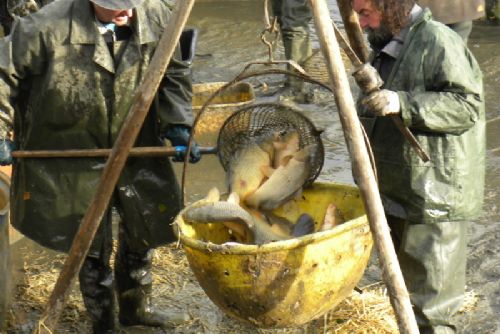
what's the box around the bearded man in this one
[351,0,485,333]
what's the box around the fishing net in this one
[217,102,324,187]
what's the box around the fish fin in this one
[273,141,286,150]
[270,223,293,238]
[205,187,220,202]
[292,213,315,237]
[267,212,294,235]
[320,203,345,231]
[243,192,258,208]
[280,155,294,166]
[293,144,314,162]
[227,192,240,205]
[248,209,288,244]
[260,165,275,178]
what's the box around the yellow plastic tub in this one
[174,182,373,328]
[192,82,255,136]
[192,81,255,111]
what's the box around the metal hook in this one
[260,17,280,62]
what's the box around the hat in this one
[90,0,144,10]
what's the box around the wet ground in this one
[3,1,500,333]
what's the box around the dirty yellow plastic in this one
[174,182,373,328]
[192,81,255,111]
[191,81,255,136]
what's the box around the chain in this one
[260,0,280,62]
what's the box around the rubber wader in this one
[388,217,468,334]
[282,27,313,91]
[115,240,189,328]
[79,254,116,334]
[272,0,313,92]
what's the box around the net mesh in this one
[217,102,324,186]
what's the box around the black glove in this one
[163,126,201,163]
[0,139,14,166]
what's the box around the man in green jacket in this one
[352,0,485,333]
[0,0,200,332]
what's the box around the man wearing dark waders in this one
[0,0,201,332]
[417,0,485,42]
[351,0,485,333]
[271,0,313,101]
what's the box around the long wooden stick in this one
[308,0,419,333]
[33,1,196,332]
[12,146,216,158]
[0,179,8,332]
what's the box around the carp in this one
[245,209,290,244]
[183,191,253,241]
[246,209,316,243]
[264,212,315,238]
[244,144,314,211]
[273,129,300,168]
[183,189,315,244]
[227,136,275,201]
[183,189,289,245]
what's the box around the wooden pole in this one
[12,146,216,159]
[336,0,370,62]
[308,0,420,333]
[33,1,196,332]
[0,174,9,332]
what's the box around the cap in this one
[90,0,144,10]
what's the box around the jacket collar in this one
[380,5,424,59]
[70,0,159,45]
[69,0,159,74]
[383,7,432,86]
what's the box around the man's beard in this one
[366,24,393,51]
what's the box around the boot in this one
[280,29,313,103]
[79,256,116,334]
[115,243,190,328]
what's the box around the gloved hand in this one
[352,63,384,94]
[361,89,401,117]
[0,139,14,166]
[163,126,201,163]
